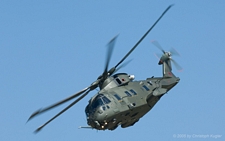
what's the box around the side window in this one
[125,91,132,97]
[143,85,150,91]
[130,89,137,95]
[147,81,152,85]
[114,94,121,101]
[115,78,122,85]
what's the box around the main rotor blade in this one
[34,89,91,133]
[103,35,118,78]
[114,5,173,69]
[112,59,133,75]
[28,87,89,121]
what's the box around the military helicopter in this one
[28,5,181,132]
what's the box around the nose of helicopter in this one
[88,106,112,130]
[94,108,106,120]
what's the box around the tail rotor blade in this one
[170,47,180,56]
[154,53,162,60]
[151,40,165,53]
[171,59,183,71]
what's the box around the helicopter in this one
[28,5,181,132]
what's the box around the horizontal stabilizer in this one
[153,88,167,96]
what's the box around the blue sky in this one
[1,1,224,141]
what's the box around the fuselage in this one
[85,73,180,130]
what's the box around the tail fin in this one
[162,59,175,78]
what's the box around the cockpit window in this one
[102,96,111,104]
[90,94,111,110]
[92,98,104,109]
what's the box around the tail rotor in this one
[151,40,182,71]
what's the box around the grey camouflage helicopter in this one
[28,5,181,132]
